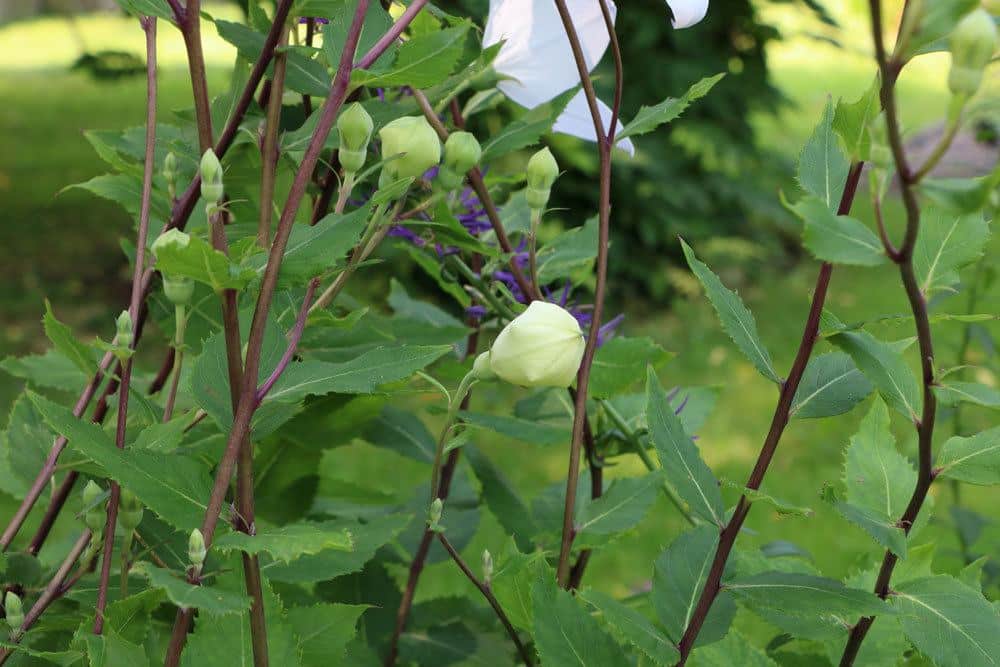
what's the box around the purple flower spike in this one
[595,313,625,346]
[465,305,488,320]
[673,394,690,416]
[299,17,329,24]
[388,225,426,247]
[435,243,460,258]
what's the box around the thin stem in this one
[256,278,320,404]
[429,373,477,500]
[528,209,541,291]
[355,0,429,70]
[675,161,865,666]
[179,0,213,152]
[333,173,356,216]
[302,18,315,116]
[163,303,187,421]
[94,17,157,634]
[258,25,290,248]
[913,94,966,183]
[437,533,534,666]
[870,172,902,261]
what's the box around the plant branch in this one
[178,0,213,152]
[256,278,320,403]
[258,25,290,247]
[437,532,534,666]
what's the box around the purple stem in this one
[356,0,429,69]
[255,278,320,405]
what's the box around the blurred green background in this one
[0,0,997,622]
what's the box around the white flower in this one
[484,0,708,155]
[488,301,585,388]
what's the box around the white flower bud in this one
[439,131,482,189]
[338,103,374,174]
[526,147,559,211]
[948,8,998,96]
[379,116,442,181]
[472,351,497,381]
[199,149,224,204]
[4,592,23,631]
[488,301,585,388]
[163,275,195,306]
[188,528,207,569]
[482,549,494,586]
[152,229,191,257]
[428,498,443,530]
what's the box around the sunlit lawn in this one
[0,6,997,651]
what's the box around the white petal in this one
[551,90,635,156]
[665,0,708,28]
[485,0,615,109]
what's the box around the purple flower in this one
[388,225,426,247]
[465,305,488,320]
[298,17,329,24]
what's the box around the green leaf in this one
[132,417,188,452]
[689,630,778,667]
[912,206,989,297]
[832,75,880,161]
[465,445,538,550]
[213,521,353,563]
[791,351,873,419]
[43,300,97,374]
[276,205,370,286]
[905,0,980,56]
[581,591,680,665]
[459,411,569,447]
[647,368,726,526]
[935,382,1000,408]
[153,232,255,291]
[76,627,149,667]
[266,345,452,402]
[115,0,176,20]
[532,579,630,667]
[491,540,550,631]
[388,278,466,329]
[29,393,212,529]
[575,473,661,548]
[680,240,779,383]
[652,525,736,645]
[794,196,886,266]
[920,174,1000,214]
[834,501,908,558]
[590,337,673,398]
[319,0,393,68]
[364,405,435,462]
[1,349,88,390]
[132,562,251,616]
[536,217,599,283]
[289,604,368,667]
[726,571,891,623]
[617,73,725,141]
[892,575,1000,667]
[798,98,850,211]
[830,331,921,421]
[481,88,576,162]
[351,24,471,88]
[737,484,814,518]
[216,19,330,96]
[936,427,1000,485]
[0,395,54,498]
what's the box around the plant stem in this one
[302,18,315,116]
[429,373,477,500]
[437,532,534,666]
[675,161,865,665]
[912,93,966,183]
[256,279,320,403]
[310,201,392,313]
[839,3,938,663]
[179,0,213,152]
[94,16,157,634]
[258,24,290,248]
[528,209,541,291]
[163,305,187,421]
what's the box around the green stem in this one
[119,532,133,597]
[528,209,541,292]
[447,256,518,320]
[913,93,966,182]
[429,371,477,500]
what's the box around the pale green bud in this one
[482,549,493,586]
[472,351,497,382]
[83,480,106,533]
[379,116,442,181]
[4,592,23,630]
[188,528,207,568]
[439,132,482,189]
[338,103,374,174]
[163,275,195,306]
[119,488,143,531]
[949,9,998,96]
[489,301,585,388]
[525,147,559,211]
[151,228,191,258]
[428,498,443,531]
[115,310,133,350]
[199,149,224,203]
[163,151,178,182]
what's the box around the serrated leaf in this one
[153,232,255,291]
[465,445,537,550]
[480,88,576,162]
[364,405,436,462]
[737,484,814,518]
[133,562,251,616]
[935,381,1000,408]
[43,301,97,374]
[266,345,452,402]
[647,369,725,526]
[726,571,891,622]
[536,217,599,283]
[459,411,569,447]
[834,501,907,558]
[791,351,873,419]
[213,521,353,563]
[905,0,980,56]
[832,76,880,161]
[892,575,1000,667]
[0,395,54,498]
[491,540,549,631]
[831,331,921,421]
[590,337,673,398]
[575,473,661,548]
[794,196,886,266]
[680,240,779,383]
[29,393,212,529]
[532,579,630,667]
[617,73,724,141]
[913,207,989,297]
[289,603,368,667]
[351,24,471,88]
[115,0,176,20]
[1,349,88,390]
[652,525,736,645]
[936,426,1000,485]
[798,98,850,211]
[581,591,680,665]
[216,19,329,96]
[275,204,370,286]
[689,630,778,667]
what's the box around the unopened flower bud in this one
[163,274,195,306]
[4,592,23,631]
[489,301,585,388]
[119,488,143,531]
[428,498,443,531]
[115,310,133,351]
[200,149,224,203]
[163,151,178,182]
[188,528,207,569]
[83,480,106,533]
[482,549,494,586]
[472,351,497,382]
[379,116,442,183]
[152,228,191,258]
[948,9,998,96]
[338,103,374,175]
[439,132,482,189]
[525,147,559,211]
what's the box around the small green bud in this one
[868,113,893,171]
[83,479,103,507]
[482,549,493,586]
[163,275,195,306]
[948,9,998,96]
[439,132,482,189]
[200,149,225,203]
[188,528,207,569]
[163,151,178,182]
[338,103,374,175]
[4,592,23,630]
[472,351,497,382]
[119,488,143,531]
[115,310,133,351]
[83,480,106,533]
[428,498,443,531]
[379,116,442,182]
[151,228,191,258]
[525,147,559,211]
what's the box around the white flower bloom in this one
[667,0,708,29]
[488,301,585,388]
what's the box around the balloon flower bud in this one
[525,147,559,212]
[488,301,585,388]
[4,592,23,631]
[439,131,482,190]
[188,529,207,569]
[83,480,106,533]
[152,228,191,257]
[428,498,444,531]
[163,274,195,306]
[337,103,374,175]
[379,116,442,184]
[119,488,143,531]
[482,549,494,586]
[163,151,178,183]
[948,9,998,96]
[472,351,497,382]
[199,149,224,204]
[115,310,133,350]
